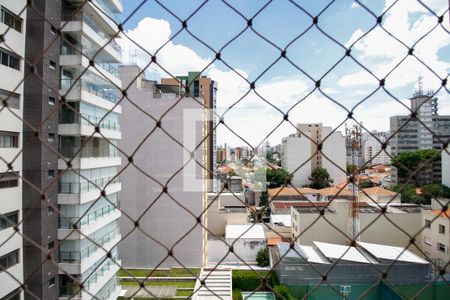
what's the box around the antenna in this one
[418,75,423,95]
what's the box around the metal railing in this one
[60,79,119,103]
[58,175,120,194]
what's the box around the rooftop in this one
[362,187,397,196]
[225,224,265,239]
[357,242,428,264]
[270,214,292,227]
[317,187,353,197]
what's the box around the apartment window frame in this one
[0,172,19,189]
[0,249,19,272]
[437,242,447,253]
[47,133,55,142]
[49,276,56,287]
[0,47,20,70]
[425,219,431,228]
[0,210,18,230]
[0,131,19,148]
[48,170,55,179]
[1,6,23,33]
[424,236,432,246]
[47,207,54,215]
[49,60,56,70]
[438,224,445,234]
[48,96,56,106]
[0,88,20,109]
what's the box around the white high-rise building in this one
[362,131,391,166]
[281,123,346,187]
[57,0,123,299]
[0,1,26,298]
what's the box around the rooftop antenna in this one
[418,75,423,95]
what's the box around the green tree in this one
[391,149,439,186]
[309,167,333,189]
[256,247,270,267]
[390,184,427,204]
[259,191,269,207]
[421,184,450,201]
[266,168,292,188]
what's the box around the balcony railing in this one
[62,10,121,53]
[59,227,120,263]
[59,200,120,229]
[97,62,120,79]
[60,110,120,131]
[93,0,121,23]
[59,175,120,194]
[60,79,119,103]
[60,285,82,298]
[59,145,119,159]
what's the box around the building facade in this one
[118,65,206,269]
[421,208,449,272]
[23,0,123,299]
[281,123,346,187]
[0,1,26,298]
[390,90,450,184]
[161,71,218,192]
[362,131,391,166]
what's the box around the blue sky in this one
[117,0,449,147]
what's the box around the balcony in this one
[58,209,121,240]
[59,201,119,229]
[59,175,119,194]
[59,228,120,274]
[59,111,121,140]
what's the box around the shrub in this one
[232,270,279,291]
[256,247,270,267]
[274,285,294,300]
[232,288,243,300]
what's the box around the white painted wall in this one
[442,150,450,187]
[322,128,346,185]
[281,136,311,187]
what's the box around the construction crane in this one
[345,123,362,242]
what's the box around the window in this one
[48,170,55,178]
[425,219,431,228]
[48,241,55,250]
[0,250,19,271]
[50,25,56,35]
[48,97,56,106]
[437,242,447,253]
[47,133,55,142]
[439,224,445,234]
[0,172,19,189]
[0,88,20,109]
[0,48,20,70]
[47,207,54,215]
[49,276,56,287]
[49,61,56,70]
[0,211,18,230]
[0,131,18,148]
[1,7,22,32]
[424,236,432,246]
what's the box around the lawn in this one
[120,281,196,288]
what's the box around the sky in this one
[117,0,450,148]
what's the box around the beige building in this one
[206,193,249,236]
[291,200,424,254]
[281,123,346,187]
[359,186,401,203]
[421,208,449,271]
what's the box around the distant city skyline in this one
[119,0,450,146]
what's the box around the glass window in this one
[48,97,56,106]
[1,7,22,32]
[437,242,447,253]
[0,88,20,109]
[425,219,431,228]
[0,131,19,148]
[48,170,55,178]
[0,172,19,189]
[49,61,56,70]
[439,224,445,234]
[0,249,19,271]
[0,48,20,71]
[0,211,18,230]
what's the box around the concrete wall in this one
[292,201,423,255]
[206,238,266,265]
[206,195,248,236]
[118,66,205,268]
[321,127,346,185]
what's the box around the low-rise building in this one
[421,208,449,272]
[359,187,401,203]
[443,149,450,187]
[273,241,430,286]
[268,187,319,202]
[291,201,424,254]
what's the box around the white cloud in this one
[342,0,450,89]
[351,2,360,9]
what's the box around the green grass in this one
[120,280,196,289]
[118,268,200,278]
[175,290,194,297]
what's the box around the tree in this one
[266,168,292,188]
[259,191,268,207]
[309,167,333,189]
[391,149,439,186]
[390,184,427,204]
[256,247,270,267]
[421,184,450,201]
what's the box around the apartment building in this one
[281,123,346,187]
[0,1,26,298]
[422,208,449,272]
[23,0,123,299]
[443,149,450,187]
[362,131,391,166]
[161,72,218,192]
[118,65,206,269]
[390,89,450,184]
